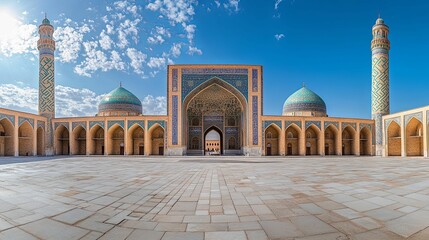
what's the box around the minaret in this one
[37,16,56,156]
[371,17,390,156]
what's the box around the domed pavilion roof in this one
[282,86,327,116]
[98,86,142,115]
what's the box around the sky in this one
[0,0,428,118]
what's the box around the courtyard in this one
[0,156,429,240]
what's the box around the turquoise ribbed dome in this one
[98,86,142,115]
[42,18,50,25]
[282,87,326,115]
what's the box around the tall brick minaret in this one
[371,17,390,156]
[37,15,56,156]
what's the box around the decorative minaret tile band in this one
[371,17,390,156]
[38,16,56,156]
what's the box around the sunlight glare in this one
[0,9,20,42]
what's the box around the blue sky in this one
[0,0,428,117]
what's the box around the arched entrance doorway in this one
[387,121,401,156]
[71,126,86,155]
[360,127,371,156]
[0,118,14,156]
[406,118,423,156]
[183,79,246,156]
[127,125,144,155]
[108,125,124,155]
[204,127,222,155]
[285,125,300,156]
[55,125,69,155]
[18,121,34,156]
[89,125,104,155]
[342,126,356,155]
[325,125,338,155]
[149,125,164,155]
[265,125,280,156]
[305,125,320,155]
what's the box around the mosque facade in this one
[0,17,426,157]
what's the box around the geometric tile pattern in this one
[181,68,249,102]
[285,120,302,129]
[359,123,372,131]
[305,121,321,130]
[18,117,35,128]
[148,120,166,130]
[127,120,145,130]
[172,68,178,92]
[252,96,258,145]
[252,69,258,92]
[54,122,69,131]
[342,122,356,131]
[89,121,105,130]
[37,120,45,129]
[263,120,281,130]
[72,121,86,131]
[172,95,178,145]
[107,120,124,130]
[0,113,15,125]
[324,121,339,130]
[405,112,423,125]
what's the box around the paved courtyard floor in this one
[1,156,429,240]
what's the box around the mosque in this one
[0,17,427,157]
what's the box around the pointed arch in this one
[265,124,280,156]
[325,124,339,155]
[204,126,222,155]
[406,117,423,156]
[55,124,69,155]
[18,121,34,156]
[127,124,144,155]
[89,124,104,155]
[107,124,125,155]
[360,126,372,156]
[285,123,300,156]
[0,118,15,156]
[387,121,401,156]
[342,126,356,155]
[305,124,320,155]
[148,123,165,156]
[71,125,86,155]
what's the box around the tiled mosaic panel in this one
[263,120,281,130]
[39,56,55,114]
[0,113,15,125]
[54,122,69,131]
[181,69,248,102]
[203,116,223,133]
[127,120,145,130]
[108,120,124,129]
[252,69,258,92]
[324,121,339,130]
[72,121,86,130]
[342,122,357,131]
[371,55,390,115]
[305,121,321,130]
[172,68,178,92]
[18,117,35,128]
[37,121,45,129]
[148,120,166,130]
[89,121,104,129]
[405,112,423,125]
[252,96,258,145]
[285,120,302,129]
[172,95,178,145]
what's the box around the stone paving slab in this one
[1,156,429,239]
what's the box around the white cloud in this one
[147,57,166,69]
[126,48,147,75]
[0,13,38,57]
[22,11,28,15]
[275,0,283,10]
[147,35,165,44]
[142,95,167,115]
[188,46,202,55]
[214,1,221,7]
[182,24,196,43]
[224,0,240,12]
[74,41,125,77]
[99,30,114,50]
[0,84,38,113]
[274,33,285,40]
[170,43,182,57]
[55,85,104,117]
[54,23,90,62]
